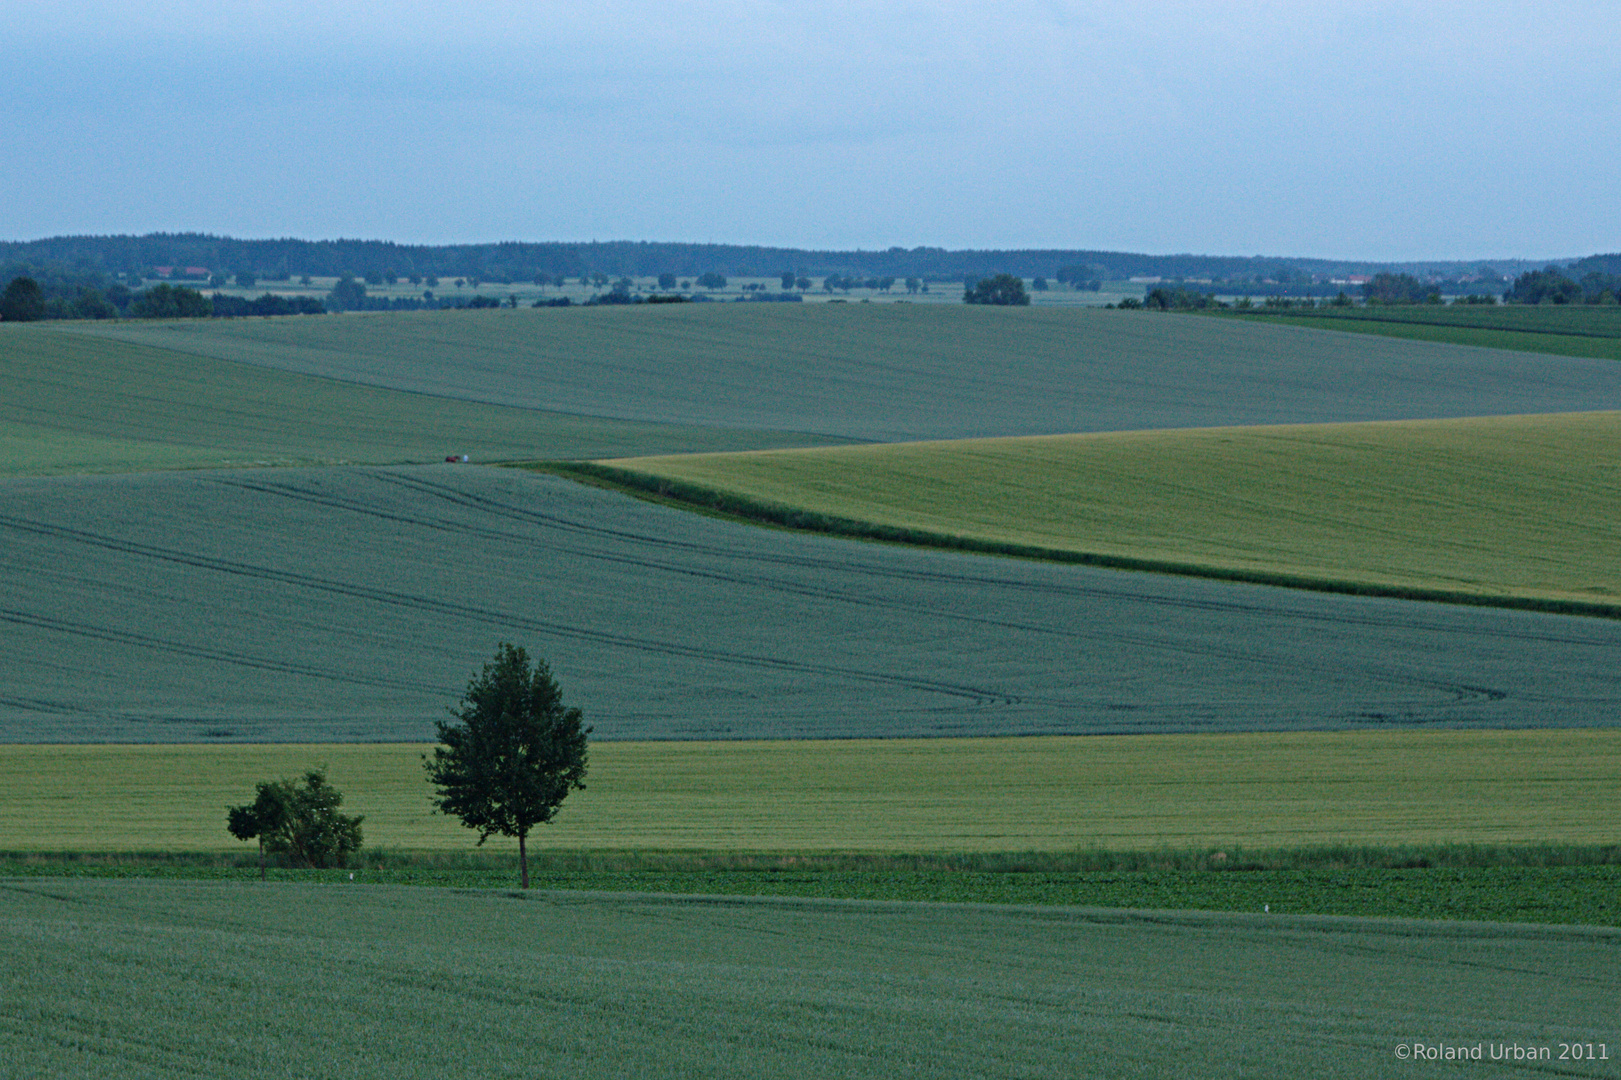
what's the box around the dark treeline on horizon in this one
[0,233,1595,287]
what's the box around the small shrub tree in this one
[424,643,590,888]
[226,769,364,875]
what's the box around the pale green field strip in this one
[9,882,1615,1080]
[595,411,1621,615]
[4,729,1617,854]
[0,324,842,477]
[58,304,1621,441]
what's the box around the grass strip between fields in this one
[4,854,1619,928]
[538,410,1621,618]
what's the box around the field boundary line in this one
[532,461,1621,621]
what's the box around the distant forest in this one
[0,232,1595,288]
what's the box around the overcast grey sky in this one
[4,1,1616,260]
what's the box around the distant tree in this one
[364,270,385,286]
[0,276,47,321]
[1505,266,1582,305]
[425,276,439,287]
[1032,277,1048,291]
[964,274,1030,306]
[696,271,727,290]
[409,274,423,286]
[590,272,609,288]
[299,275,313,286]
[780,270,796,290]
[1361,272,1435,305]
[904,277,921,294]
[658,272,677,290]
[226,768,364,876]
[327,276,368,311]
[131,284,211,319]
[796,276,810,291]
[70,289,118,320]
[235,270,256,289]
[424,643,590,889]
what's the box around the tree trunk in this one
[258,836,265,881]
[518,830,529,890]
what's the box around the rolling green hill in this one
[55,303,1621,441]
[0,323,844,477]
[585,411,1621,614]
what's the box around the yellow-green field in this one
[4,729,1616,854]
[599,411,1621,611]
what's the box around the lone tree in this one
[424,643,591,888]
[964,274,1030,306]
[226,769,364,877]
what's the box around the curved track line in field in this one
[0,607,439,694]
[252,471,1536,709]
[0,511,1014,707]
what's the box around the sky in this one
[4,1,1617,261]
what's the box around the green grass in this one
[6,848,1621,927]
[578,411,1621,614]
[0,322,845,477]
[5,729,1617,855]
[2,879,1616,1079]
[1219,303,1621,361]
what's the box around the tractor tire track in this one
[0,512,1015,706]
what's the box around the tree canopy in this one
[424,643,590,888]
[964,274,1030,306]
[0,276,46,321]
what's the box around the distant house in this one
[149,266,208,280]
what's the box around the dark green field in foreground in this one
[3,879,1616,1079]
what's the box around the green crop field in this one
[7,463,1621,742]
[2,879,1617,1079]
[52,303,1621,440]
[1221,304,1621,362]
[0,323,844,477]
[589,411,1621,613]
[4,729,1616,854]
